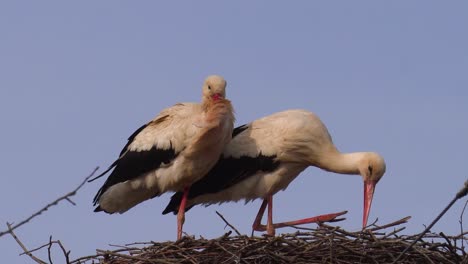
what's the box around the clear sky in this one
[1,1,467,262]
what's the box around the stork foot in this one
[254,210,348,232]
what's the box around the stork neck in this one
[201,97,211,111]
[316,151,364,175]
[202,97,220,111]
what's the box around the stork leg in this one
[251,198,268,236]
[256,210,348,232]
[177,186,190,240]
[251,195,275,236]
[251,196,347,235]
[266,194,275,236]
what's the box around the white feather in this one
[96,76,235,214]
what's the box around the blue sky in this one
[1,1,467,262]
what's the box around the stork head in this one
[358,152,386,229]
[202,75,227,102]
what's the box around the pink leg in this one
[256,211,348,231]
[251,195,275,236]
[251,198,268,235]
[266,195,275,236]
[177,187,190,240]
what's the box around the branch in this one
[392,179,468,264]
[7,222,46,264]
[0,167,99,238]
[368,216,411,232]
[216,211,242,236]
[21,235,72,264]
[460,199,468,253]
[47,236,53,264]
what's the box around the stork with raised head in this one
[163,109,386,236]
[90,75,235,240]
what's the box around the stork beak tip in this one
[363,180,376,229]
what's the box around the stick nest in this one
[76,218,467,264]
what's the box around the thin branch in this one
[460,199,468,253]
[96,249,161,263]
[6,222,46,264]
[47,236,54,264]
[392,180,468,264]
[368,216,411,232]
[365,217,379,229]
[20,240,55,256]
[0,167,99,238]
[65,197,76,206]
[216,211,242,236]
[439,232,461,262]
[16,235,72,264]
[70,253,106,264]
[56,240,71,264]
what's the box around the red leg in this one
[251,198,268,235]
[251,195,275,236]
[177,186,190,240]
[266,195,275,236]
[257,211,348,231]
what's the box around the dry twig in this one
[216,211,242,236]
[6,222,46,264]
[460,199,468,254]
[0,167,99,238]
[392,179,468,263]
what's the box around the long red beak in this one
[363,180,377,229]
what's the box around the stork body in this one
[92,75,235,239]
[163,109,386,235]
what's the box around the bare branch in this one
[392,180,468,264]
[47,236,53,264]
[368,216,411,232]
[65,197,76,206]
[6,222,46,264]
[56,239,71,264]
[215,211,242,236]
[460,199,468,253]
[0,167,99,238]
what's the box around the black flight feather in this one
[163,154,279,215]
[88,123,149,183]
[92,117,177,207]
[162,123,279,215]
[232,124,248,138]
[93,146,177,206]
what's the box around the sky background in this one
[1,1,467,262]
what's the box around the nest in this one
[74,217,467,264]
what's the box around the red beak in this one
[212,93,221,101]
[363,180,376,229]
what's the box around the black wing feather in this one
[119,123,148,157]
[232,124,248,137]
[93,146,177,205]
[163,153,279,215]
[163,123,280,215]
[92,119,178,206]
[88,123,149,183]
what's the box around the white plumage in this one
[91,75,235,239]
[164,109,386,235]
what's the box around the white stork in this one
[163,109,386,236]
[90,75,235,240]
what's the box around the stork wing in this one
[93,103,200,205]
[163,123,280,215]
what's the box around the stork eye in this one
[368,165,373,175]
